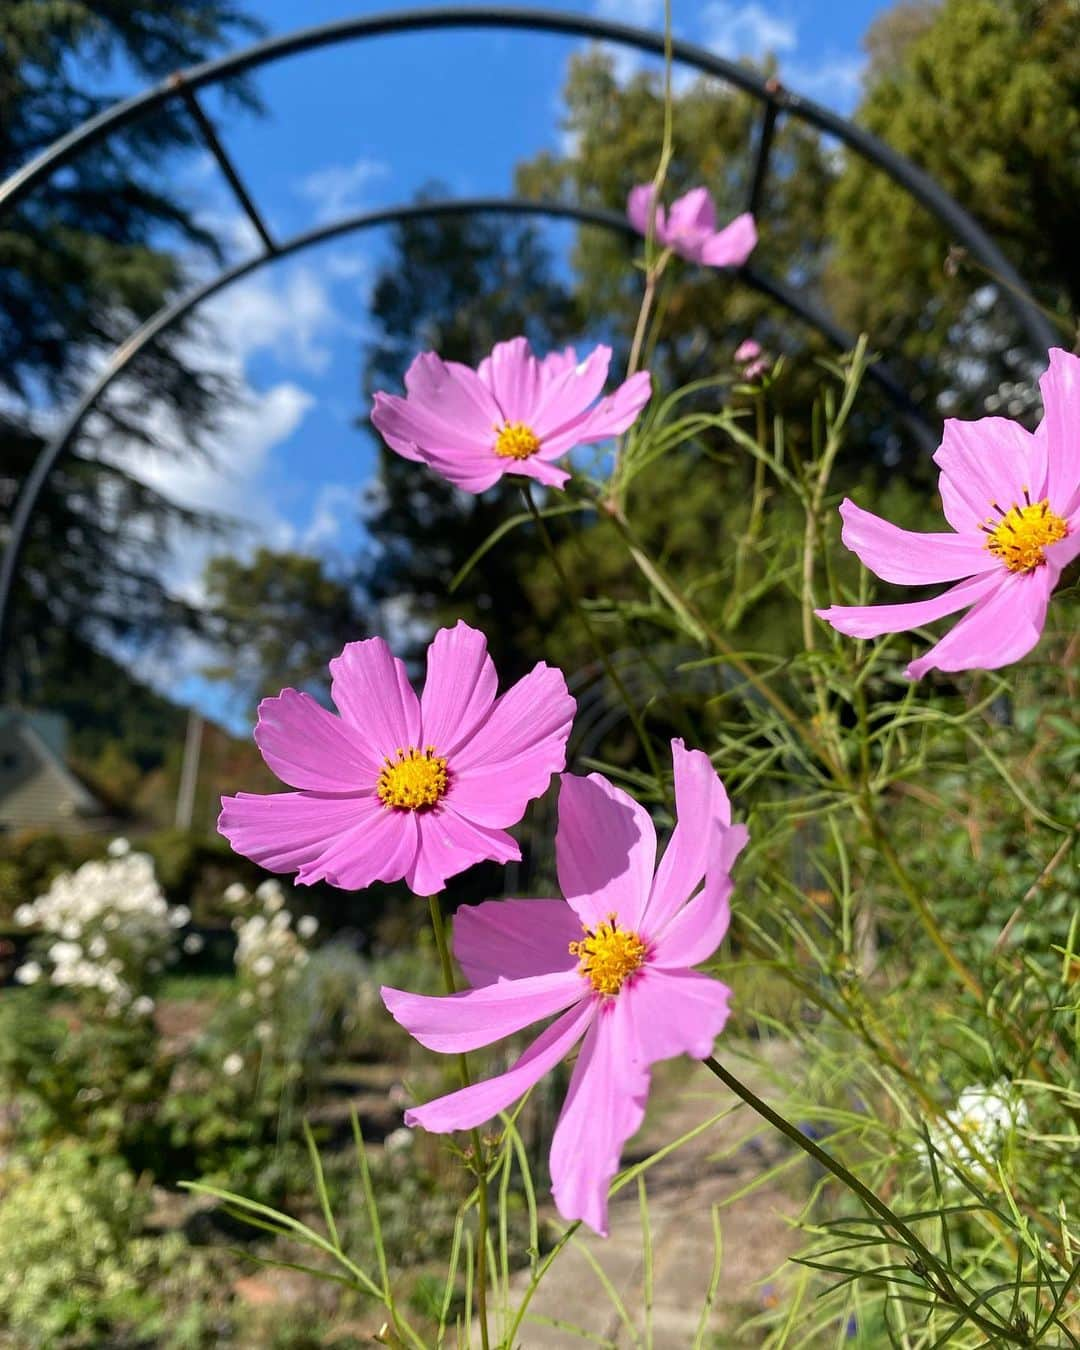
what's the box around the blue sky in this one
[101,0,889,719]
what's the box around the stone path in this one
[494,1048,804,1349]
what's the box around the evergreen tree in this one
[828,0,1080,414]
[1,0,260,696]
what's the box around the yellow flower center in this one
[493,421,542,460]
[982,494,1067,572]
[569,914,647,997]
[376,746,448,810]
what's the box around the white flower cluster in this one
[924,1079,1028,1179]
[13,845,188,1016]
[218,878,320,1076]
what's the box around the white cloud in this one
[781,54,865,110]
[701,2,797,61]
[295,156,388,224]
[302,482,358,550]
[205,263,344,376]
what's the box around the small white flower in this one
[252,954,274,977]
[107,838,131,857]
[384,1127,414,1156]
[131,995,155,1017]
[182,933,205,954]
[297,915,318,940]
[224,882,248,905]
[255,1021,274,1041]
[170,905,191,928]
[223,1053,244,1077]
[13,904,36,927]
[14,961,41,985]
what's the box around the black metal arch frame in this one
[0,4,1058,661]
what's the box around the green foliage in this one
[1,0,260,693]
[0,1143,172,1344]
[829,0,1080,403]
[201,548,369,711]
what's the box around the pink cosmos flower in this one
[369,337,652,493]
[816,349,1080,679]
[218,622,574,897]
[381,740,748,1236]
[627,183,757,269]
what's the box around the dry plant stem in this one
[426,893,491,1350]
[521,485,670,804]
[702,1056,1029,1347]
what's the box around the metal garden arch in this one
[0,5,1059,664]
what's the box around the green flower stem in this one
[601,503,835,773]
[702,1056,1028,1346]
[427,894,491,1350]
[521,485,670,806]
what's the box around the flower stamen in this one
[377,746,448,810]
[982,497,1067,572]
[569,913,647,996]
[494,421,542,460]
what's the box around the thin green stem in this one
[521,484,670,805]
[426,894,491,1350]
[702,1056,1027,1346]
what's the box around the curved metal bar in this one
[0,5,1058,356]
[0,195,935,658]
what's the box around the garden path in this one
[497,1042,803,1349]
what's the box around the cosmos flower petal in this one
[419,622,498,756]
[651,827,744,966]
[329,637,421,752]
[372,338,648,493]
[555,773,657,931]
[667,186,716,236]
[381,968,585,1054]
[410,807,520,897]
[370,390,482,458]
[514,456,572,489]
[368,393,427,461]
[1039,348,1080,515]
[401,351,503,432]
[449,662,575,827]
[697,212,757,268]
[540,370,652,455]
[623,967,733,1065]
[837,498,996,583]
[420,444,506,494]
[253,689,381,791]
[530,345,612,439]
[1045,523,1080,572]
[221,626,573,899]
[647,739,732,930]
[905,567,1055,679]
[479,337,542,421]
[549,1002,650,1236]
[403,1000,595,1133]
[933,417,1045,533]
[816,571,999,639]
[217,791,416,890]
[453,898,582,987]
[309,803,419,890]
[627,183,662,237]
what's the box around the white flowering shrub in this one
[13,844,189,1016]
